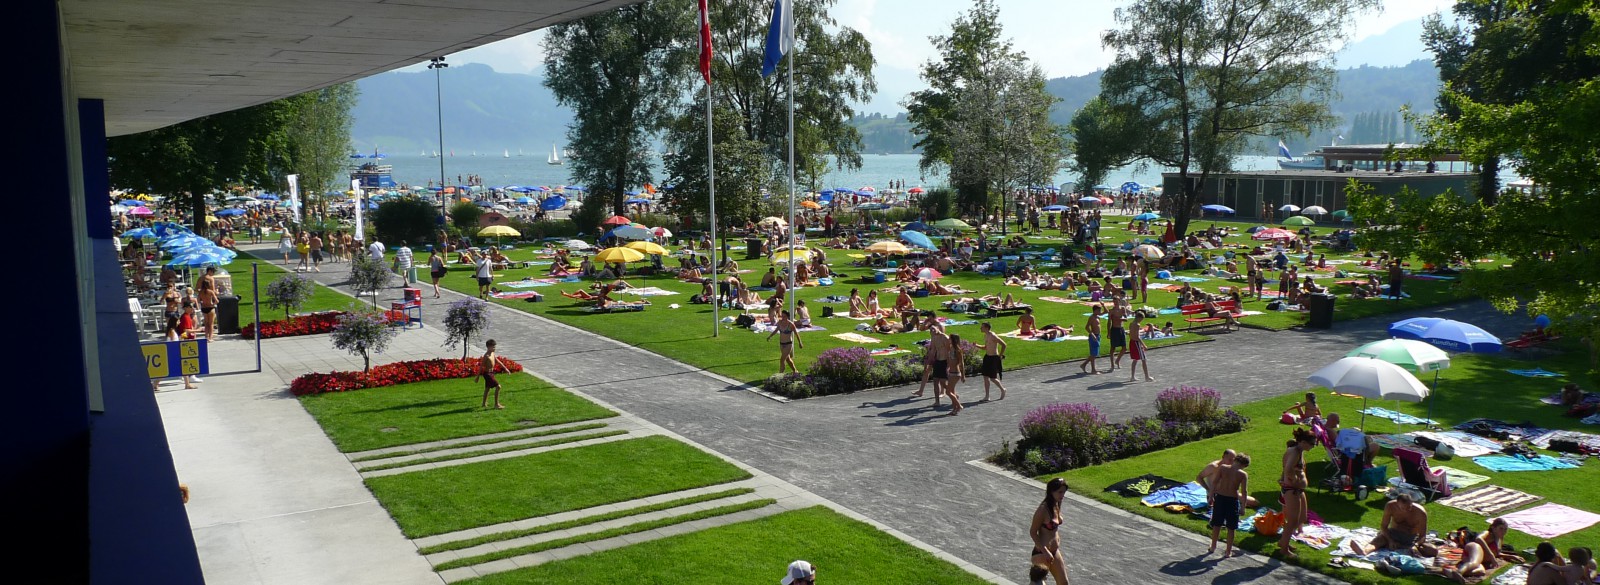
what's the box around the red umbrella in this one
[601,215,632,227]
[908,187,925,194]
[1252,228,1297,241]
[916,267,942,280]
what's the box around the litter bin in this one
[217,295,241,335]
[1305,292,1335,329]
[745,238,766,260]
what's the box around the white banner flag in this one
[286,174,301,224]
[351,179,365,241]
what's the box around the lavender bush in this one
[330,304,399,372]
[1020,403,1108,453]
[348,254,392,306]
[1000,401,1249,476]
[1156,385,1222,423]
[442,298,492,358]
[760,340,985,399]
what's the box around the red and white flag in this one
[698,0,712,83]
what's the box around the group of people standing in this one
[277,229,361,272]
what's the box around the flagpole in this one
[785,37,796,314]
[707,76,719,337]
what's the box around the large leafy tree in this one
[696,0,875,191]
[544,0,695,216]
[1067,97,1163,195]
[1098,0,1374,237]
[906,0,1064,218]
[661,97,775,227]
[1423,1,1517,205]
[280,84,359,212]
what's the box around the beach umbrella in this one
[1042,205,1069,212]
[856,203,890,211]
[916,267,942,280]
[165,248,235,268]
[903,221,929,232]
[820,189,835,195]
[800,200,821,209]
[601,215,632,227]
[109,204,129,215]
[564,239,593,250]
[1119,181,1143,194]
[611,225,654,240]
[770,247,811,264]
[1308,357,1431,427]
[865,240,909,255]
[515,196,535,204]
[540,196,568,211]
[594,246,645,264]
[121,227,156,239]
[1387,318,1502,353]
[931,218,972,230]
[129,206,154,216]
[625,190,642,196]
[1279,204,1301,213]
[1098,195,1116,205]
[1251,228,1296,241]
[858,186,877,192]
[908,187,925,194]
[565,186,587,192]
[215,208,244,217]
[477,225,520,238]
[759,216,789,228]
[257,194,279,200]
[624,198,649,205]
[1133,212,1162,221]
[1132,244,1165,260]
[651,227,673,239]
[1347,339,1452,373]
[1244,225,1267,234]
[1201,204,1235,214]
[476,200,494,207]
[1282,216,1316,226]
[625,241,668,256]
[1078,196,1102,205]
[1332,209,1351,219]
[900,230,936,250]
[1302,206,1329,216]
[118,199,143,207]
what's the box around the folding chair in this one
[1393,447,1450,501]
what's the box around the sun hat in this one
[780,560,814,584]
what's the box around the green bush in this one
[511,219,580,240]
[919,188,953,220]
[371,196,440,246]
[449,201,484,232]
[569,196,610,237]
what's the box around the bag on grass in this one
[734,314,756,328]
[1254,511,1284,536]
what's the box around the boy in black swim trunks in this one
[1207,453,1250,558]
[474,339,509,409]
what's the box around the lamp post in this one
[429,56,448,224]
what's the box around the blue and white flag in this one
[760,0,794,78]
[1277,139,1293,159]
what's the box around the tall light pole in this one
[429,56,448,224]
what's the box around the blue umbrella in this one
[625,198,649,205]
[430,186,447,192]
[348,154,365,159]
[900,230,936,250]
[857,203,889,210]
[1388,318,1503,353]
[1133,212,1161,221]
[1042,205,1068,212]
[625,190,642,196]
[475,200,493,207]
[540,195,568,211]
[820,189,835,195]
[1201,204,1235,214]
[119,199,143,207]
[509,186,536,193]
[566,186,586,192]
[515,196,535,204]
[903,221,929,232]
[215,208,245,217]
[165,249,234,268]
[1245,225,1267,234]
[1093,184,1111,190]
[1120,181,1143,194]
[122,228,156,238]
[533,186,551,192]
[257,194,279,200]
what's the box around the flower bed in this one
[994,387,1249,476]
[761,341,983,399]
[290,357,524,396]
[243,310,405,339]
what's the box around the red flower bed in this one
[243,310,406,339]
[290,357,525,396]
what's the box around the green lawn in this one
[364,435,752,538]
[413,217,1479,384]
[223,251,366,318]
[299,375,616,453]
[459,506,992,585]
[1046,343,1598,585]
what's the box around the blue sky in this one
[404,0,1455,114]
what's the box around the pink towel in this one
[1497,503,1600,538]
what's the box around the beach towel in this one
[498,279,558,288]
[1584,413,1600,425]
[817,295,850,303]
[869,348,910,357]
[1079,313,1110,319]
[587,302,647,312]
[1369,434,1428,455]
[1425,466,1491,490]
[1527,429,1600,452]
[750,323,824,334]
[1165,275,1209,283]
[1472,455,1581,472]
[1496,503,1600,539]
[831,332,882,344]
[1407,273,1457,281]
[1160,284,1186,292]
[1235,310,1264,316]
[1103,474,1184,498]
[1415,431,1503,458]
[1139,482,1208,509]
[618,286,680,297]
[1508,368,1563,378]
[489,291,542,299]
[1238,508,1274,534]
[1540,392,1600,406]
[1358,407,1436,426]
[1141,333,1182,341]
[1157,307,1184,315]
[1038,296,1079,304]
[1294,522,1353,550]
[1490,565,1529,585]
[1455,419,1555,442]
[1335,526,1381,556]
[1433,545,1510,583]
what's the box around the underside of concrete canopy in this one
[61,0,641,136]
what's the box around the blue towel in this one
[1472,455,1582,472]
[817,277,833,286]
[1168,276,1210,283]
[1140,482,1208,509]
[1358,407,1436,426]
[1157,308,1183,315]
[1508,368,1562,378]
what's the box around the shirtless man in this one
[1349,492,1436,558]
[916,323,953,408]
[767,310,804,373]
[1524,543,1578,585]
[1106,304,1127,370]
[1079,304,1103,375]
[473,339,509,409]
[1198,449,1260,508]
[978,322,1008,401]
[1206,453,1250,558]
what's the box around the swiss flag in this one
[698,0,712,83]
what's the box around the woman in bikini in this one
[848,288,868,318]
[197,267,219,340]
[945,334,966,415]
[1030,477,1071,584]
[866,290,884,317]
[767,310,803,373]
[1441,526,1497,583]
[1479,518,1525,566]
[1277,427,1315,559]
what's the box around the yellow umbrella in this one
[477,225,521,237]
[594,247,645,264]
[204,215,218,223]
[625,241,668,255]
[865,240,909,255]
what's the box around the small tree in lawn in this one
[330,304,397,373]
[348,253,392,307]
[443,298,491,359]
[263,272,316,320]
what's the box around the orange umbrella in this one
[601,215,632,227]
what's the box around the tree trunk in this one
[1477,155,1501,206]
[190,191,207,235]
[363,352,370,373]
[462,334,470,360]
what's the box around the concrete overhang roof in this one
[61,0,641,136]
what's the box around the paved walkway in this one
[247,244,1531,584]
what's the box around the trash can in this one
[745,238,766,259]
[217,295,241,335]
[406,266,418,284]
[1305,292,1335,329]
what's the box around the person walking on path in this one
[913,323,953,408]
[427,247,446,299]
[197,266,219,340]
[979,322,1008,400]
[767,310,803,373]
[1126,312,1154,382]
[277,230,293,265]
[1030,477,1072,585]
[1079,304,1103,375]
[1387,260,1405,299]
[1107,304,1127,370]
[308,232,324,272]
[395,241,414,285]
[1206,453,1250,558]
[295,232,310,272]
[471,249,493,299]
[474,339,509,409]
[945,334,966,416]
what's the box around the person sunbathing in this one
[848,288,869,317]
[896,264,915,282]
[1017,308,1037,336]
[562,289,599,301]
[679,266,704,281]
[873,316,905,334]
[1439,527,1497,583]
[1203,298,1240,331]
[736,284,763,307]
[866,290,885,316]
[894,287,915,314]
[1349,492,1437,558]
[1035,323,1074,340]
[795,262,812,282]
[593,279,633,291]
[921,280,955,295]
[1161,322,1175,336]
[813,261,832,278]
[999,292,1019,308]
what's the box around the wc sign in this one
[142,339,209,379]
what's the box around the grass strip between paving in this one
[359,430,627,472]
[350,422,611,462]
[417,487,758,555]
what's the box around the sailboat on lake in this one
[547,144,564,166]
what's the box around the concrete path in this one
[251,243,1530,584]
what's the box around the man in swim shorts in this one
[1079,304,1103,375]
[1207,453,1250,557]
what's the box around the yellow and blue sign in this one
[142,339,209,379]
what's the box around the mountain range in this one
[352,59,1441,157]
